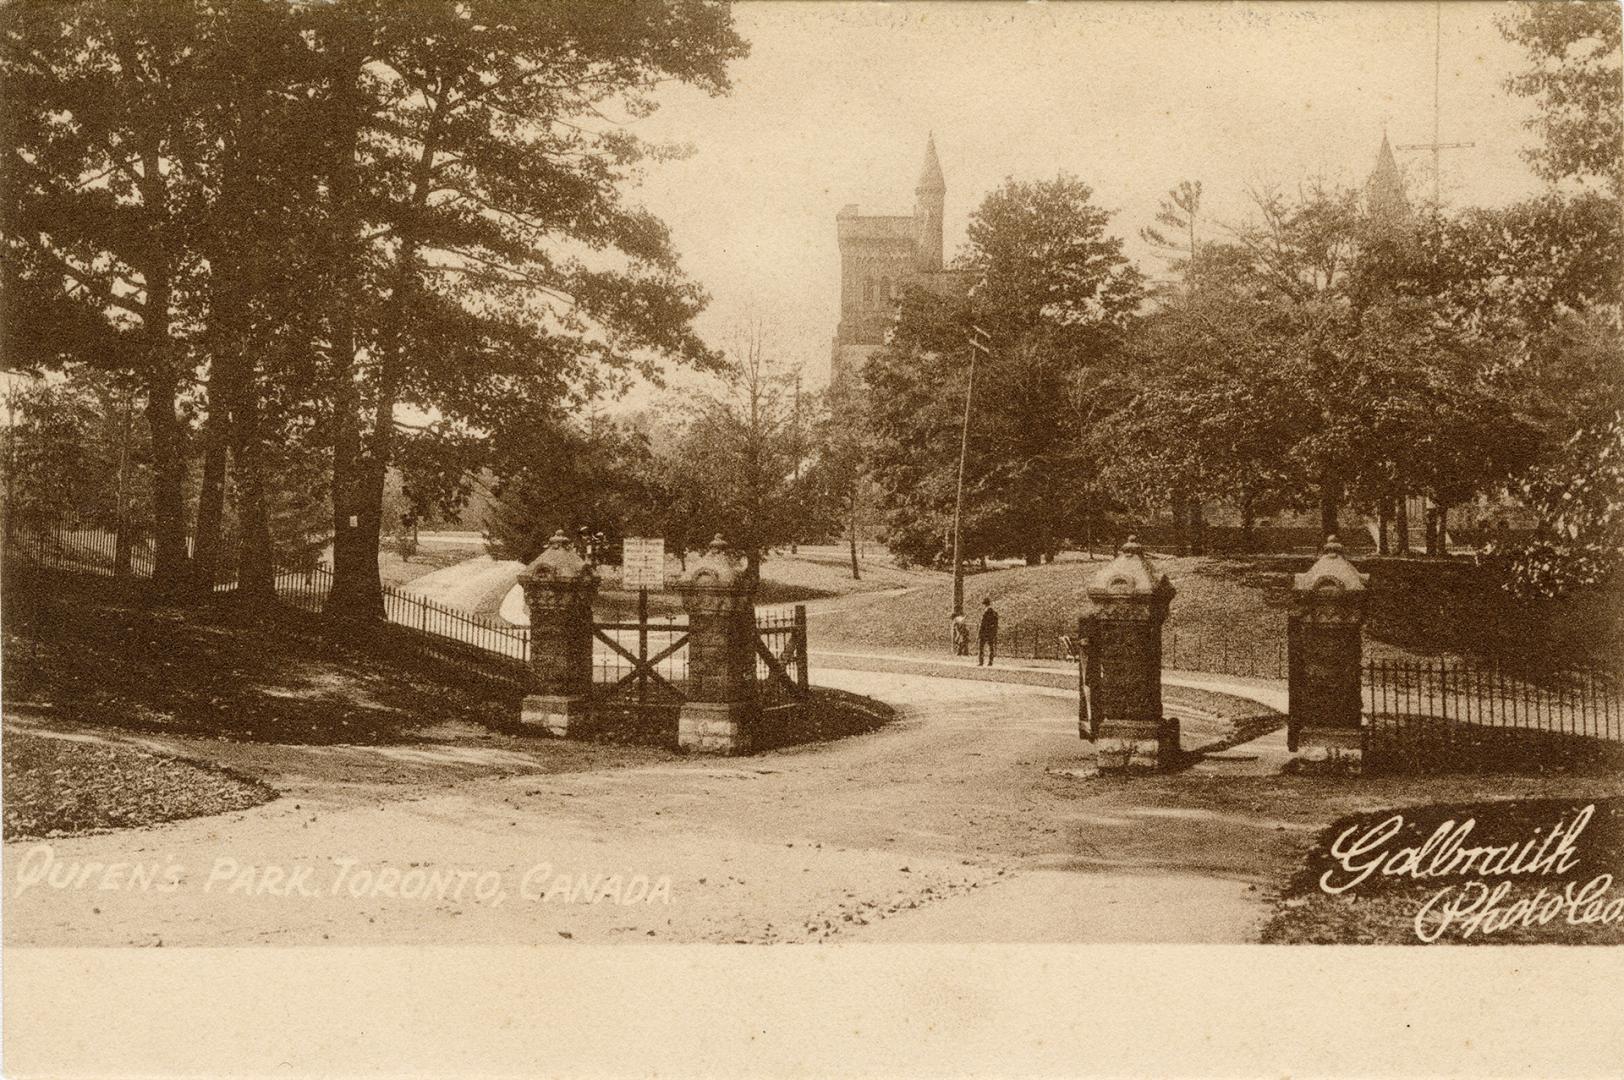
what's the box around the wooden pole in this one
[950,345,976,618]
[952,326,990,617]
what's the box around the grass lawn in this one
[2,565,517,744]
[757,545,942,598]
[377,542,489,589]
[3,730,275,840]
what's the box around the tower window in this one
[862,279,875,302]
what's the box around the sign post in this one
[620,538,666,705]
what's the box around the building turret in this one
[914,134,945,273]
[1365,132,1410,225]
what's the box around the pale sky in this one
[618,0,1547,395]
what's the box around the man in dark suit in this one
[977,596,999,667]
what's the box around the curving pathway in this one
[3,668,1303,947]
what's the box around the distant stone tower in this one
[913,133,945,273]
[830,135,969,388]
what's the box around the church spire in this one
[916,132,945,195]
[913,134,945,273]
[1365,132,1410,223]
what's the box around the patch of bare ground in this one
[3,729,275,840]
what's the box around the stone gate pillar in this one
[1085,536,1177,770]
[1288,535,1368,770]
[517,529,598,737]
[678,535,758,755]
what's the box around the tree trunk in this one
[1319,481,1340,540]
[322,54,383,623]
[143,366,191,598]
[1240,490,1256,553]
[1171,493,1189,556]
[191,429,230,591]
[233,368,277,612]
[1377,500,1391,555]
[133,129,191,597]
[329,89,441,624]
[192,277,242,596]
[1189,501,1207,556]
[1437,504,1450,556]
[847,518,861,581]
[1395,493,1410,554]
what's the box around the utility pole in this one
[790,369,801,554]
[1397,1,1473,209]
[951,324,991,616]
[1392,0,1472,547]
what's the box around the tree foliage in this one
[1499,0,1623,197]
[1,0,746,618]
[864,175,1143,565]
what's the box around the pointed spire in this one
[1366,132,1409,222]
[916,132,945,194]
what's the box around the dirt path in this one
[401,554,526,612]
[3,672,1301,947]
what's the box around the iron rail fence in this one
[980,618,1289,680]
[1363,658,1622,744]
[1166,629,1286,680]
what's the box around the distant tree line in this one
[846,1,1620,597]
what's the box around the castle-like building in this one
[830,135,970,386]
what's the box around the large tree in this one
[655,325,805,580]
[1488,0,1624,594]
[864,174,1143,566]
[5,1,744,619]
[482,411,664,566]
[310,0,745,620]
[3,0,220,594]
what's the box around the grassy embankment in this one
[805,552,1624,675]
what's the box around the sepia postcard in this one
[2,1,1621,1075]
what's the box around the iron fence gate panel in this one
[754,605,810,713]
[591,616,691,705]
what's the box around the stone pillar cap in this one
[520,529,592,581]
[684,533,748,590]
[1293,535,1369,593]
[1086,535,1175,602]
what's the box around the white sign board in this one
[620,537,666,591]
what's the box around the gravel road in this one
[3,670,1298,946]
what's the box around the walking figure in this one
[951,612,969,656]
[978,596,999,667]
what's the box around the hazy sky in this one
[623,1,1547,392]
